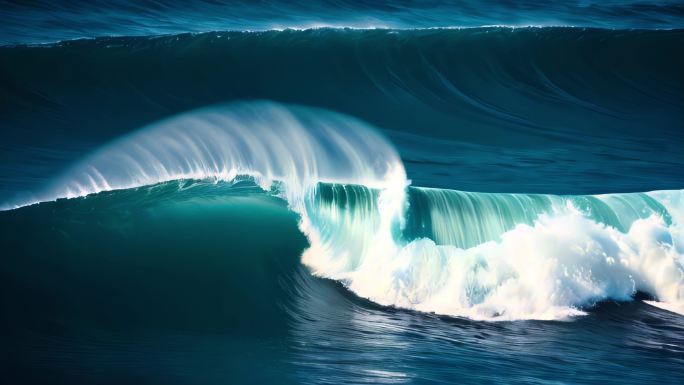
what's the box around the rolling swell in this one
[0,181,312,384]
[2,28,683,199]
[3,0,684,45]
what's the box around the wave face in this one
[14,102,682,321]
[4,180,683,384]
[2,0,683,44]
[2,28,683,203]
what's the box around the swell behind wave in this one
[3,1,684,44]
[2,28,683,199]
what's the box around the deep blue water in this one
[1,1,684,384]
[2,0,684,44]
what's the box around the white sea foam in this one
[304,203,684,321]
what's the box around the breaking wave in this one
[7,102,683,321]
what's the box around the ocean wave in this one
[5,102,682,321]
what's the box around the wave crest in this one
[37,101,406,209]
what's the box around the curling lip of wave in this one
[5,102,683,321]
[4,101,406,210]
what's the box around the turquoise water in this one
[2,181,683,384]
[1,2,684,384]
